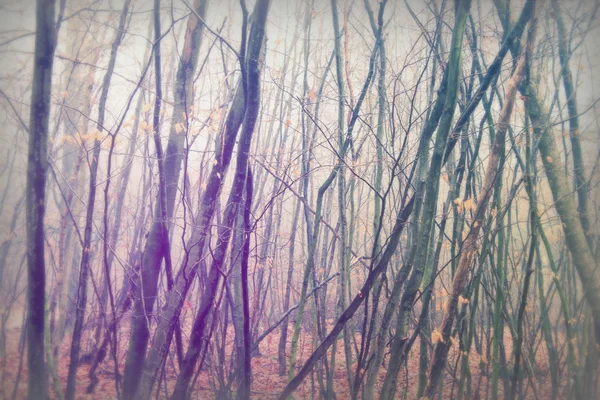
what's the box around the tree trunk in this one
[65,2,130,399]
[239,167,254,400]
[551,0,591,245]
[134,2,270,398]
[26,0,57,398]
[121,1,208,397]
[379,1,471,398]
[423,21,532,395]
[523,61,600,344]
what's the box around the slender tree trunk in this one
[239,168,254,400]
[121,1,208,397]
[26,0,57,398]
[51,46,100,357]
[364,47,449,400]
[521,38,600,346]
[287,0,385,383]
[379,2,471,398]
[0,196,24,284]
[278,197,301,375]
[170,4,270,396]
[64,2,130,399]
[135,3,270,398]
[278,196,414,400]
[551,0,591,245]
[330,0,354,390]
[423,22,532,395]
[135,51,244,400]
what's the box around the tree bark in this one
[239,167,253,400]
[26,0,57,398]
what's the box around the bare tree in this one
[25,0,57,398]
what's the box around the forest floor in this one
[0,321,568,399]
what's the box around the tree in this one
[3,0,600,398]
[64,2,131,398]
[121,0,208,396]
[25,0,57,398]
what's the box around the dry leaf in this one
[463,198,476,212]
[454,198,464,213]
[432,329,445,344]
[450,335,458,347]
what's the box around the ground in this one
[0,321,568,399]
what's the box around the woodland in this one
[0,0,599,398]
